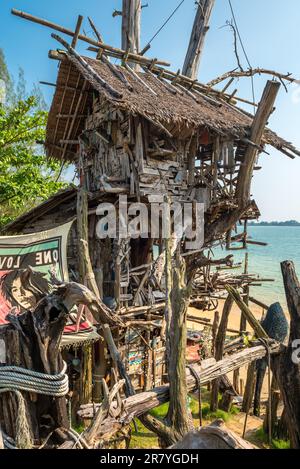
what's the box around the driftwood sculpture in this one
[5,1,300,451]
[271,261,300,449]
[0,272,121,449]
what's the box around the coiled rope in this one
[0,362,69,397]
[0,389,32,449]
[0,362,69,448]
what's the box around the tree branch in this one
[207,68,300,89]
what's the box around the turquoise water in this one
[214,226,300,307]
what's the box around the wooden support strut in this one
[71,15,83,49]
[236,81,281,206]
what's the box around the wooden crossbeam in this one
[11,9,169,67]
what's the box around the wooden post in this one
[122,0,141,70]
[0,425,4,450]
[263,376,280,437]
[236,81,281,206]
[234,252,249,392]
[210,294,234,411]
[81,344,93,405]
[165,255,194,443]
[182,0,215,79]
[211,310,220,356]
[242,360,257,413]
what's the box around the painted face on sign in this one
[10,275,36,310]
[0,268,50,312]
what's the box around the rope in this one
[259,338,272,446]
[227,0,256,111]
[0,389,32,449]
[142,0,186,50]
[0,362,69,397]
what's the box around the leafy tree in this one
[0,48,14,105]
[0,96,66,227]
[0,48,67,228]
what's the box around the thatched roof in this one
[45,54,300,161]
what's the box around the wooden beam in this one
[11,8,169,66]
[122,0,142,70]
[182,0,215,79]
[71,15,83,49]
[236,81,281,206]
[226,286,269,339]
[78,343,280,426]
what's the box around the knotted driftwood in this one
[0,276,120,448]
[271,261,300,449]
[77,341,280,442]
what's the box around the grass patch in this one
[255,427,290,449]
[130,393,241,448]
[200,402,239,423]
[130,419,158,449]
[72,422,85,434]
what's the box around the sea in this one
[213,226,300,309]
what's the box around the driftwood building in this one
[4,42,299,397]
[4,13,300,388]
[1,2,300,449]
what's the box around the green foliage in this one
[150,402,169,419]
[130,419,158,449]
[72,423,85,434]
[255,427,290,449]
[130,394,241,448]
[0,49,14,104]
[0,96,66,227]
[200,402,239,423]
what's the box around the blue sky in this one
[1,0,300,221]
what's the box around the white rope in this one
[0,389,32,449]
[0,362,69,397]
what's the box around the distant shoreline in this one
[248,222,300,227]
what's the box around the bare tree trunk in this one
[122,0,141,69]
[182,0,215,79]
[165,256,194,443]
